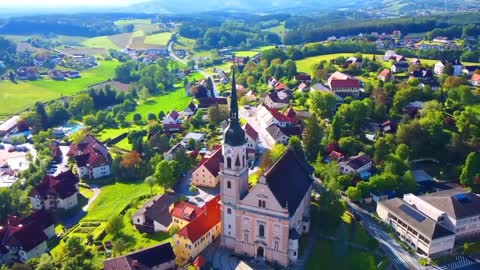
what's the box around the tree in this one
[138,87,151,101]
[120,151,142,169]
[69,94,94,119]
[133,113,142,124]
[106,215,124,235]
[443,76,466,89]
[374,136,392,163]
[283,59,297,79]
[460,152,480,187]
[154,160,175,191]
[112,238,128,256]
[303,114,323,162]
[187,59,196,69]
[271,144,288,161]
[345,186,361,201]
[309,91,337,118]
[338,136,363,156]
[145,176,156,195]
[208,104,229,125]
[395,144,410,161]
[147,113,157,121]
[288,136,305,158]
[35,254,55,270]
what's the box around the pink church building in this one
[220,67,313,267]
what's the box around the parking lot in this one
[0,143,37,187]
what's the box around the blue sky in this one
[0,0,145,7]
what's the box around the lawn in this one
[114,19,152,26]
[174,36,196,51]
[265,22,286,35]
[234,50,261,57]
[470,104,480,115]
[83,181,154,221]
[126,85,193,121]
[0,60,119,118]
[144,32,173,46]
[82,36,120,51]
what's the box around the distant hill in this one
[125,0,479,14]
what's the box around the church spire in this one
[230,61,239,122]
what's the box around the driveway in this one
[173,171,219,207]
[82,184,101,211]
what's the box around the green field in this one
[144,32,173,46]
[114,19,152,26]
[234,50,261,57]
[0,60,119,118]
[82,36,120,51]
[174,36,196,51]
[265,22,286,35]
[126,85,192,121]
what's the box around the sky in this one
[0,0,146,7]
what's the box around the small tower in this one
[220,63,249,249]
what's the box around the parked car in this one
[0,144,4,150]
[7,146,16,152]
[16,146,28,152]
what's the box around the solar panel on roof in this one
[399,204,426,223]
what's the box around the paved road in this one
[82,184,101,211]
[347,200,423,270]
[167,40,219,97]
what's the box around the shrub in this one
[189,185,198,194]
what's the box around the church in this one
[220,67,314,267]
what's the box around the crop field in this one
[234,50,261,57]
[0,60,119,118]
[82,36,120,51]
[55,46,107,57]
[144,32,173,46]
[173,36,196,51]
[108,32,133,48]
[114,19,152,26]
[126,85,192,121]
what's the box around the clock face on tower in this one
[225,147,232,155]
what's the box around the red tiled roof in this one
[177,196,221,243]
[244,123,258,141]
[171,201,205,222]
[379,69,391,78]
[168,110,180,120]
[275,83,288,91]
[472,74,480,81]
[295,74,311,81]
[68,135,110,168]
[328,151,344,161]
[196,147,222,177]
[330,78,362,89]
[30,170,79,200]
[163,124,183,132]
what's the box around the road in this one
[167,40,219,97]
[346,200,423,270]
[82,184,101,211]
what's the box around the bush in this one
[189,185,198,194]
[418,258,429,266]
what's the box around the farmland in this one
[82,36,120,51]
[144,32,173,46]
[0,60,119,118]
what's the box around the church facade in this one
[220,67,314,267]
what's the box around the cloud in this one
[0,0,145,7]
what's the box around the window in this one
[227,157,232,168]
[259,224,265,238]
[227,208,232,214]
[228,224,231,229]
[294,252,297,256]
[244,232,249,243]
[227,181,231,189]
[258,200,266,208]
[274,241,279,251]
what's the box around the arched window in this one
[227,181,231,189]
[259,224,265,238]
[227,157,232,168]
[227,208,232,214]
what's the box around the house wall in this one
[43,225,56,239]
[133,214,145,226]
[77,166,89,179]
[340,161,372,174]
[18,241,48,263]
[434,63,444,75]
[153,220,170,233]
[91,165,111,179]
[192,165,220,188]
[29,196,43,210]
[151,260,176,270]
[57,193,78,210]
[173,223,222,260]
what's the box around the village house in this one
[256,105,300,130]
[0,210,55,264]
[410,69,434,83]
[16,66,39,81]
[244,123,259,162]
[434,60,464,76]
[48,70,65,80]
[326,71,363,98]
[173,196,221,261]
[463,66,480,76]
[181,132,205,148]
[197,98,228,109]
[403,188,480,242]
[378,69,394,82]
[192,147,222,188]
[265,124,290,145]
[411,58,422,65]
[103,242,176,270]
[68,135,111,180]
[343,56,363,69]
[50,141,63,163]
[164,143,186,161]
[183,102,198,116]
[163,110,182,125]
[220,68,313,267]
[294,73,312,83]
[377,198,455,258]
[470,74,480,87]
[0,116,20,136]
[263,91,290,109]
[297,82,310,93]
[339,152,373,176]
[29,170,79,211]
[391,62,409,73]
[245,90,257,102]
[133,193,177,233]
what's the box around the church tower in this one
[220,64,249,248]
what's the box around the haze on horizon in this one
[0,0,146,7]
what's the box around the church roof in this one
[264,148,314,215]
[224,65,245,146]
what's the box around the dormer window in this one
[258,200,266,208]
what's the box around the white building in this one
[132,194,177,233]
[338,153,373,175]
[68,135,111,180]
[377,198,455,258]
[29,170,79,211]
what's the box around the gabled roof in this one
[197,98,228,109]
[244,123,259,141]
[30,170,79,200]
[380,198,454,240]
[68,135,110,168]
[327,72,362,89]
[266,124,287,141]
[379,69,391,78]
[472,74,480,81]
[264,149,313,215]
[176,196,221,243]
[134,193,177,227]
[167,110,180,120]
[342,153,372,170]
[104,243,176,270]
[419,188,480,220]
[171,201,205,222]
[195,147,222,177]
